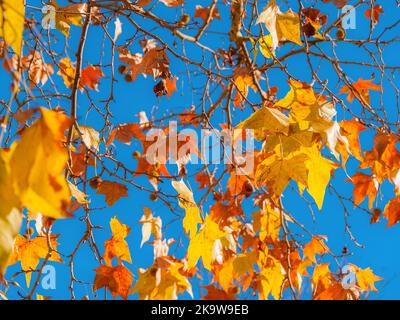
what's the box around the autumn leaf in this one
[384,196,400,227]
[236,106,290,140]
[347,172,378,209]
[26,51,54,87]
[0,0,25,55]
[58,57,76,89]
[139,207,162,247]
[10,108,71,219]
[187,215,226,270]
[257,254,285,300]
[303,237,330,263]
[339,119,367,161]
[104,217,132,265]
[339,78,382,105]
[8,235,62,286]
[348,264,382,293]
[232,67,257,108]
[255,151,308,196]
[256,1,302,49]
[93,264,133,300]
[194,5,221,23]
[107,123,145,146]
[118,41,171,82]
[131,258,192,300]
[46,1,85,37]
[80,65,105,91]
[96,181,128,206]
[364,5,384,24]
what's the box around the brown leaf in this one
[96,181,128,206]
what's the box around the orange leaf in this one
[93,264,133,300]
[104,216,132,265]
[384,196,400,227]
[347,172,378,209]
[303,237,329,263]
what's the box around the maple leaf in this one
[384,196,400,227]
[172,180,202,238]
[93,264,133,300]
[118,41,171,81]
[194,5,221,23]
[256,1,302,49]
[236,106,290,140]
[255,151,308,196]
[339,78,382,105]
[0,0,25,55]
[96,181,128,206]
[104,217,132,265]
[348,264,382,293]
[347,172,378,209]
[257,254,286,300]
[303,237,329,263]
[232,67,257,108]
[364,5,384,24]
[187,215,226,271]
[252,204,281,242]
[360,133,400,182]
[339,119,367,161]
[58,57,77,89]
[107,123,145,146]
[305,146,339,209]
[26,51,54,87]
[202,284,236,300]
[46,1,85,37]
[80,65,105,91]
[9,108,71,218]
[8,235,62,286]
[131,257,192,300]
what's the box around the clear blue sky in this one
[3,0,400,299]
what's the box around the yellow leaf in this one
[104,216,132,265]
[258,256,285,300]
[349,264,382,293]
[236,106,289,140]
[47,1,84,37]
[258,35,275,59]
[304,146,339,209]
[172,180,202,238]
[0,0,25,55]
[183,206,202,239]
[187,215,226,270]
[276,11,302,46]
[0,209,21,277]
[233,251,258,275]
[58,57,76,89]
[10,108,71,219]
[8,234,62,286]
[256,151,308,195]
[131,259,192,300]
